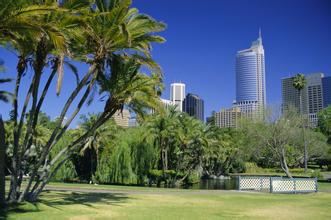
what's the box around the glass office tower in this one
[183,93,204,121]
[235,29,266,117]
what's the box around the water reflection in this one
[183,178,238,190]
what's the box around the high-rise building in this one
[322,76,331,107]
[112,109,130,128]
[215,107,242,128]
[282,76,307,113]
[183,93,204,121]
[235,29,266,117]
[282,73,325,127]
[170,83,186,111]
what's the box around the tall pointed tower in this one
[235,29,266,118]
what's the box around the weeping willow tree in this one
[51,131,77,182]
[95,127,156,185]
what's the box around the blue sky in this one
[1,0,331,123]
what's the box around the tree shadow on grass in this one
[40,190,131,209]
[1,202,40,220]
[1,190,131,218]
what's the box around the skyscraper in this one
[170,83,186,111]
[235,29,266,117]
[282,77,307,114]
[322,76,331,107]
[282,73,325,127]
[183,93,204,121]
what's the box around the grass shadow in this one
[1,202,40,219]
[40,190,130,209]
[1,190,131,218]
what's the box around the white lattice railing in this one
[238,176,270,191]
[238,176,318,193]
[270,177,317,193]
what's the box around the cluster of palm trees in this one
[80,106,243,186]
[0,0,165,203]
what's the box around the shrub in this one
[310,169,323,180]
[52,160,77,182]
[244,162,263,173]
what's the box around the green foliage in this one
[185,171,200,184]
[202,127,246,176]
[318,106,331,144]
[52,160,77,182]
[1,0,166,203]
[108,140,134,184]
[244,162,263,173]
[95,127,156,185]
[310,169,323,180]
[292,73,306,91]
[50,130,78,182]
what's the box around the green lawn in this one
[2,182,331,220]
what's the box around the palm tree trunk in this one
[8,82,34,202]
[19,67,96,202]
[28,108,118,201]
[0,115,6,207]
[299,90,308,173]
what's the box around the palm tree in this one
[175,114,208,183]
[1,0,165,202]
[293,74,306,114]
[0,0,81,202]
[145,106,180,177]
[293,73,308,173]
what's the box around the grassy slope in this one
[2,182,331,220]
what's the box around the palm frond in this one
[64,60,79,85]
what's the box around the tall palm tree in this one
[1,0,165,202]
[34,55,164,199]
[293,73,308,173]
[0,0,81,202]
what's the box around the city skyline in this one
[133,0,331,117]
[1,0,331,124]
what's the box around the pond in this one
[184,177,238,190]
[148,177,238,190]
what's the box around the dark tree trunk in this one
[0,115,6,207]
[299,90,308,173]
